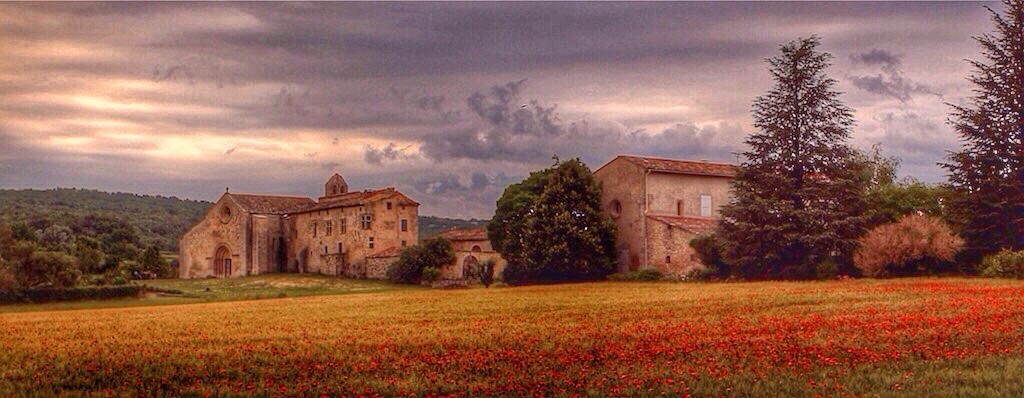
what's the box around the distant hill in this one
[0,188,489,251]
[0,188,211,251]
[418,215,489,240]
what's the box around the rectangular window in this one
[666,255,671,264]
[677,200,685,216]
[325,221,333,236]
[400,219,408,232]
[386,201,393,210]
[401,240,407,247]
[312,221,318,237]
[340,218,347,234]
[324,246,328,254]
[700,195,712,217]
[368,237,374,249]
[338,242,343,253]
[361,214,373,230]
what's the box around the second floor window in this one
[700,195,712,217]
[368,236,374,249]
[325,221,333,236]
[340,218,347,234]
[361,214,372,230]
[312,221,317,237]
[400,219,408,232]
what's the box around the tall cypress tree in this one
[944,0,1024,263]
[719,36,868,279]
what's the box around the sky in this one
[0,2,998,219]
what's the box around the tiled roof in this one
[603,155,738,177]
[295,188,419,213]
[438,227,489,241]
[227,193,315,215]
[366,246,403,259]
[647,215,719,236]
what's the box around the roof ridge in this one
[618,154,736,166]
[229,192,314,200]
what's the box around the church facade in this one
[178,174,419,279]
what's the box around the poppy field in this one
[1,278,1024,396]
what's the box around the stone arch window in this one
[471,245,482,253]
[331,184,339,195]
[214,246,232,277]
[610,200,622,218]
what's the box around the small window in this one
[338,242,344,253]
[361,214,373,230]
[677,200,684,216]
[312,221,318,237]
[324,246,328,254]
[325,221,333,236]
[368,237,375,249]
[400,219,408,232]
[219,205,232,224]
[401,240,407,247]
[610,200,622,218]
[700,195,712,217]
[471,245,482,253]
[340,218,347,234]
[386,202,393,210]
[666,255,671,264]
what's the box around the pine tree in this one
[944,0,1024,263]
[719,36,868,279]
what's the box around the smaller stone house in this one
[437,227,507,280]
[593,155,737,277]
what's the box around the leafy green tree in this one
[943,0,1024,263]
[488,168,553,273]
[10,251,81,289]
[140,245,169,278]
[718,36,869,279]
[495,159,617,285]
[74,236,105,274]
[689,235,730,279]
[387,237,455,284]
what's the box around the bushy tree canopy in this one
[490,158,617,285]
[387,237,455,284]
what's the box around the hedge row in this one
[0,285,144,304]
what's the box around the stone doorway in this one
[214,246,232,277]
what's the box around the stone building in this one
[436,227,507,280]
[179,174,418,279]
[593,155,736,276]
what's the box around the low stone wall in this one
[366,256,396,279]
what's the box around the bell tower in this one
[324,173,349,197]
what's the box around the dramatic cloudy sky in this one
[0,2,998,218]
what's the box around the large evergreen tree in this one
[489,159,617,284]
[944,0,1024,263]
[719,36,868,279]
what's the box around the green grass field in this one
[1,277,1023,396]
[0,274,416,313]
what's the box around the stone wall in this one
[178,196,248,278]
[366,256,395,279]
[645,220,703,277]
[287,196,418,278]
[593,158,647,272]
[444,239,507,281]
[645,173,733,218]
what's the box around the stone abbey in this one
[178,174,419,279]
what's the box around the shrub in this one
[387,237,455,284]
[0,285,143,304]
[421,267,442,283]
[478,259,496,288]
[979,249,1024,279]
[853,214,964,277]
[689,235,730,279]
[608,269,663,282]
[815,259,839,279]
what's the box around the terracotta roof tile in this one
[366,246,403,259]
[438,227,489,241]
[296,188,418,213]
[227,193,315,215]
[647,215,719,236]
[608,155,738,177]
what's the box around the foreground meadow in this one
[1,278,1023,396]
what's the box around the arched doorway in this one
[462,255,479,279]
[214,246,232,277]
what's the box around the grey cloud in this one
[364,142,414,165]
[848,48,940,102]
